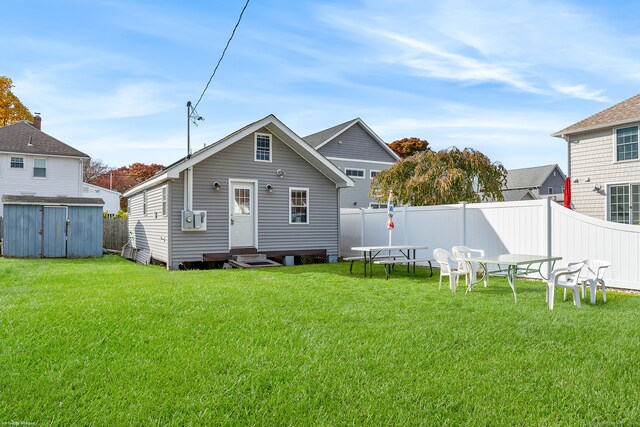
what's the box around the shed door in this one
[230,182,255,248]
[43,206,67,257]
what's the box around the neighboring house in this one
[501,189,538,202]
[82,182,121,213]
[504,164,566,199]
[303,118,400,208]
[123,114,353,269]
[0,116,90,217]
[553,93,640,223]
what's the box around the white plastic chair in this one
[546,262,585,310]
[577,259,611,304]
[433,248,467,293]
[452,246,487,288]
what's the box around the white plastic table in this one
[465,254,562,303]
[351,245,429,278]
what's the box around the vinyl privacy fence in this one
[340,199,640,290]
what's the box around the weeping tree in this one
[370,147,506,205]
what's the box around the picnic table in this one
[350,245,431,279]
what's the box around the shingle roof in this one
[2,195,104,205]
[501,189,537,201]
[506,164,563,189]
[302,118,357,147]
[0,121,89,158]
[553,93,640,136]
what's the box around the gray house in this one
[304,118,399,208]
[505,164,566,199]
[123,115,353,269]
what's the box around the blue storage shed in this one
[1,195,104,258]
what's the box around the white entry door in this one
[230,182,255,247]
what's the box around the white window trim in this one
[162,187,167,217]
[370,170,381,179]
[143,190,148,216]
[10,156,25,169]
[613,124,640,164]
[607,182,640,224]
[345,168,365,179]
[254,132,272,163]
[289,187,309,225]
[33,157,47,179]
[327,157,395,166]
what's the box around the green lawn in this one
[1,256,639,425]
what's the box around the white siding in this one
[82,184,121,213]
[0,154,83,216]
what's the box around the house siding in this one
[568,127,640,220]
[537,167,565,196]
[316,123,397,163]
[170,127,339,262]
[329,159,393,208]
[128,183,169,262]
[0,154,83,217]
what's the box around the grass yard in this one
[1,256,640,425]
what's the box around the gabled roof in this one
[0,121,90,158]
[552,93,640,137]
[303,118,400,161]
[501,189,538,202]
[506,164,565,190]
[124,114,354,198]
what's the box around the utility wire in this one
[192,0,251,111]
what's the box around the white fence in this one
[340,199,640,290]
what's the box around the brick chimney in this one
[33,113,41,130]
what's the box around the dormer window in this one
[616,126,638,161]
[255,133,271,162]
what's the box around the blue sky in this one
[4,0,640,171]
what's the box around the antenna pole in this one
[187,101,192,158]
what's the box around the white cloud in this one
[317,0,640,101]
[551,84,610,102]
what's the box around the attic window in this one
[345,168,365,179]
[255,133,271,162]
[10,157,24,168]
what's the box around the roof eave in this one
[552,116,640,138]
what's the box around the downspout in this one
[564,134,571,177]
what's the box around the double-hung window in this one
[10,157,24,169]
[255,133,271,162]
[162,187,167,216]
[289,188,309,224]
[33,158,46,177]
[616,126,638,161]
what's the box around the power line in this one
[192,0,251,111]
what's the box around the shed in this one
[1,195,104,258]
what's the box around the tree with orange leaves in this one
[0,76,34,126]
